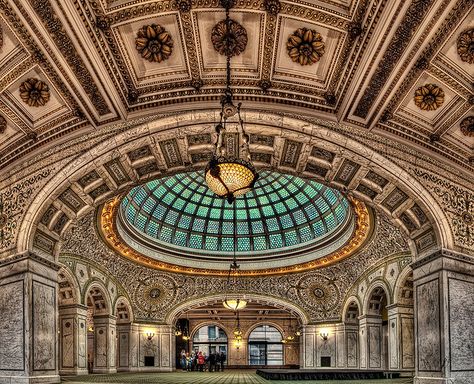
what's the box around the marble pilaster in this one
[387,304,414,372]
[0,252,61,384]
[58,304,88,376]
[413,250,474,384]
[92,315,117,374]
[359,315,384,370]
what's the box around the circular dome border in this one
[99,188,372,276]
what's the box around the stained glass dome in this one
[115,170,355,270]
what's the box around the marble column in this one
[359,315,383,370]
[117,323,141,372]
[0,252,61,384]
[58,304,88,375]
[387,304,414,372]
[92,315,117,374]
[413,250,474,384]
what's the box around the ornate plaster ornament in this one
[287,28,325,66]
[0,24,3,48]
[135,24,173,63]
[460,116,473,137]
[457,28,474,64]
[211,19,248,57]
[0,115,6,134]
[413,84,444,111]
[19,78,50,107]
[177,0,192,12]
[264,0,281,15]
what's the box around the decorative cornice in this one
[99,196,372,276]
[411,249,474,270]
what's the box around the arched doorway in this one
[361,285,389,370]
[85,284,116,374]
[248,325,284,366]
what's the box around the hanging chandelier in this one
[205,0,258,205]
[223,201,247,310]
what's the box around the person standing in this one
[215,352,221,372]
[209,351,216,372]
[219,351,226,372]
[197,351,205,371]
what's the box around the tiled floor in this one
[61,370,414,384]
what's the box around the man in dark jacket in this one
[215,352,221,372]
[209,352,216,372]
[219,351,226,372]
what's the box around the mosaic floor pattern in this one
[61,370,414,384]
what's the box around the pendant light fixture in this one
[205,0,258,205]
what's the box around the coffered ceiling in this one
[0,0,472,171]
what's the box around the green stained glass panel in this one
[120,170,350,255]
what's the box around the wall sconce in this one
[320,330,329,341]
[145,331,155,340]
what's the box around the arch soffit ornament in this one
[82,280,112,314]
[362,280,392,316]
[58,264,81,304]
[341,295,362,321]
[165,293,310,326]
[19,111,451,259]
[392,264,414,305]
[114,295,134,323]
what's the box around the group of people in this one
[179,350,226,372]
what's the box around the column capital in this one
[411,249,474,275]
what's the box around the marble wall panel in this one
[359,326,366,368]
[305,333,315,367]
[119,333,129,367]
[401,317,414,369]
[389,319,398,369]
[32,281,56,371]
[161,334,170,367]
[78,319,86,368]
[95,327,107,367]
[347,331,358,368]
[0,280,24,371]
[416,278,441,371]
[336,331,344,367]
[449,278,474,372]
[368,325,381,368]
[109,326,116,368]
[130,330,139,367]
[61,318,74,368]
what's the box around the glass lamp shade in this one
[223,298,247,310]
[205,157,257,202]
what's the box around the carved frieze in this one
[0,169,53,251]
[60,207,409,322]
[0,115,6,134]
[412,169,474,250]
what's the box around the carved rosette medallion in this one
[135,24,173,63]
[264,0,281,15]
[297,274,340,316]
[287,28,325,66]
[457,29,474,64]
[19,78,50,107]
[134,276,177,313]
[211,19,248,57]
[413,84,444,111]
[0,115,6,134]
[460,116,473,137]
